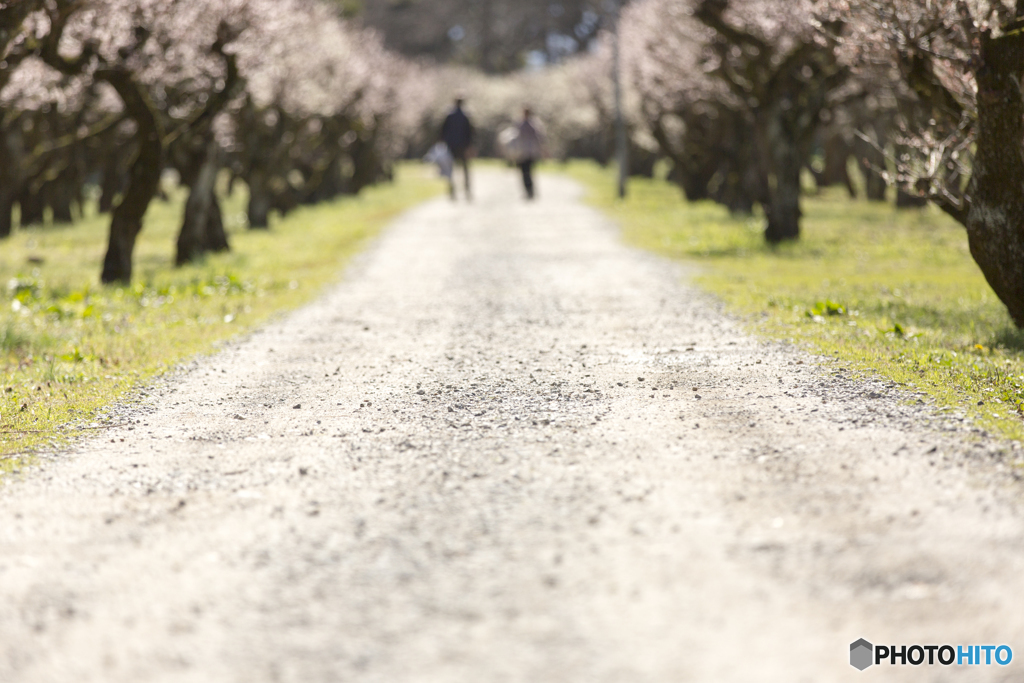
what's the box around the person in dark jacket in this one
[440,98,474,200]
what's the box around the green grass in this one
[0,163,444,469]
[560,160,1024,442]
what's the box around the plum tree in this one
[839,0,1024,325]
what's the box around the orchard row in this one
[4,1,1024,326]
[0,0,440,282]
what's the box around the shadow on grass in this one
[990,326,1024,353]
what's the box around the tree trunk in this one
[724,165,759,215]
[247,173,271,229]
[857,145,888,201]
[309,156,343,203]
[176,139,228,265]
[720,114,764,214]
[764,165,802,243]
[204,194,229,252]
[17,188,44,226]
[761,109,803,244]
[0,190,14,238]
[102,146,161,283]
[816,129,855,198]
[654,117,711,201]
[99,154,123,214]
[962,32,1024,326]
[349,136,379,195]
[99,72,164,284]
[50,197,74,223]
[46,178,75,223]
[0,122,24,237]
[852,122,888,201]
[862,165,888,202]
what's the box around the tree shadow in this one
[990,325,1024,352]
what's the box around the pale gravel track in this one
[1,170,1023,682]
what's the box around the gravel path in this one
[2,170,1023,682]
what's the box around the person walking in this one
[440,97,474,201]
[516,107,544,200]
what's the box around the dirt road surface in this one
[2,170,1023,682]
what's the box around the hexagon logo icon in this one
[850,639,874,671]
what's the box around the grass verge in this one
[0,163,444,470]
[560,160,1024,442]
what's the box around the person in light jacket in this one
[515,107,544,200]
